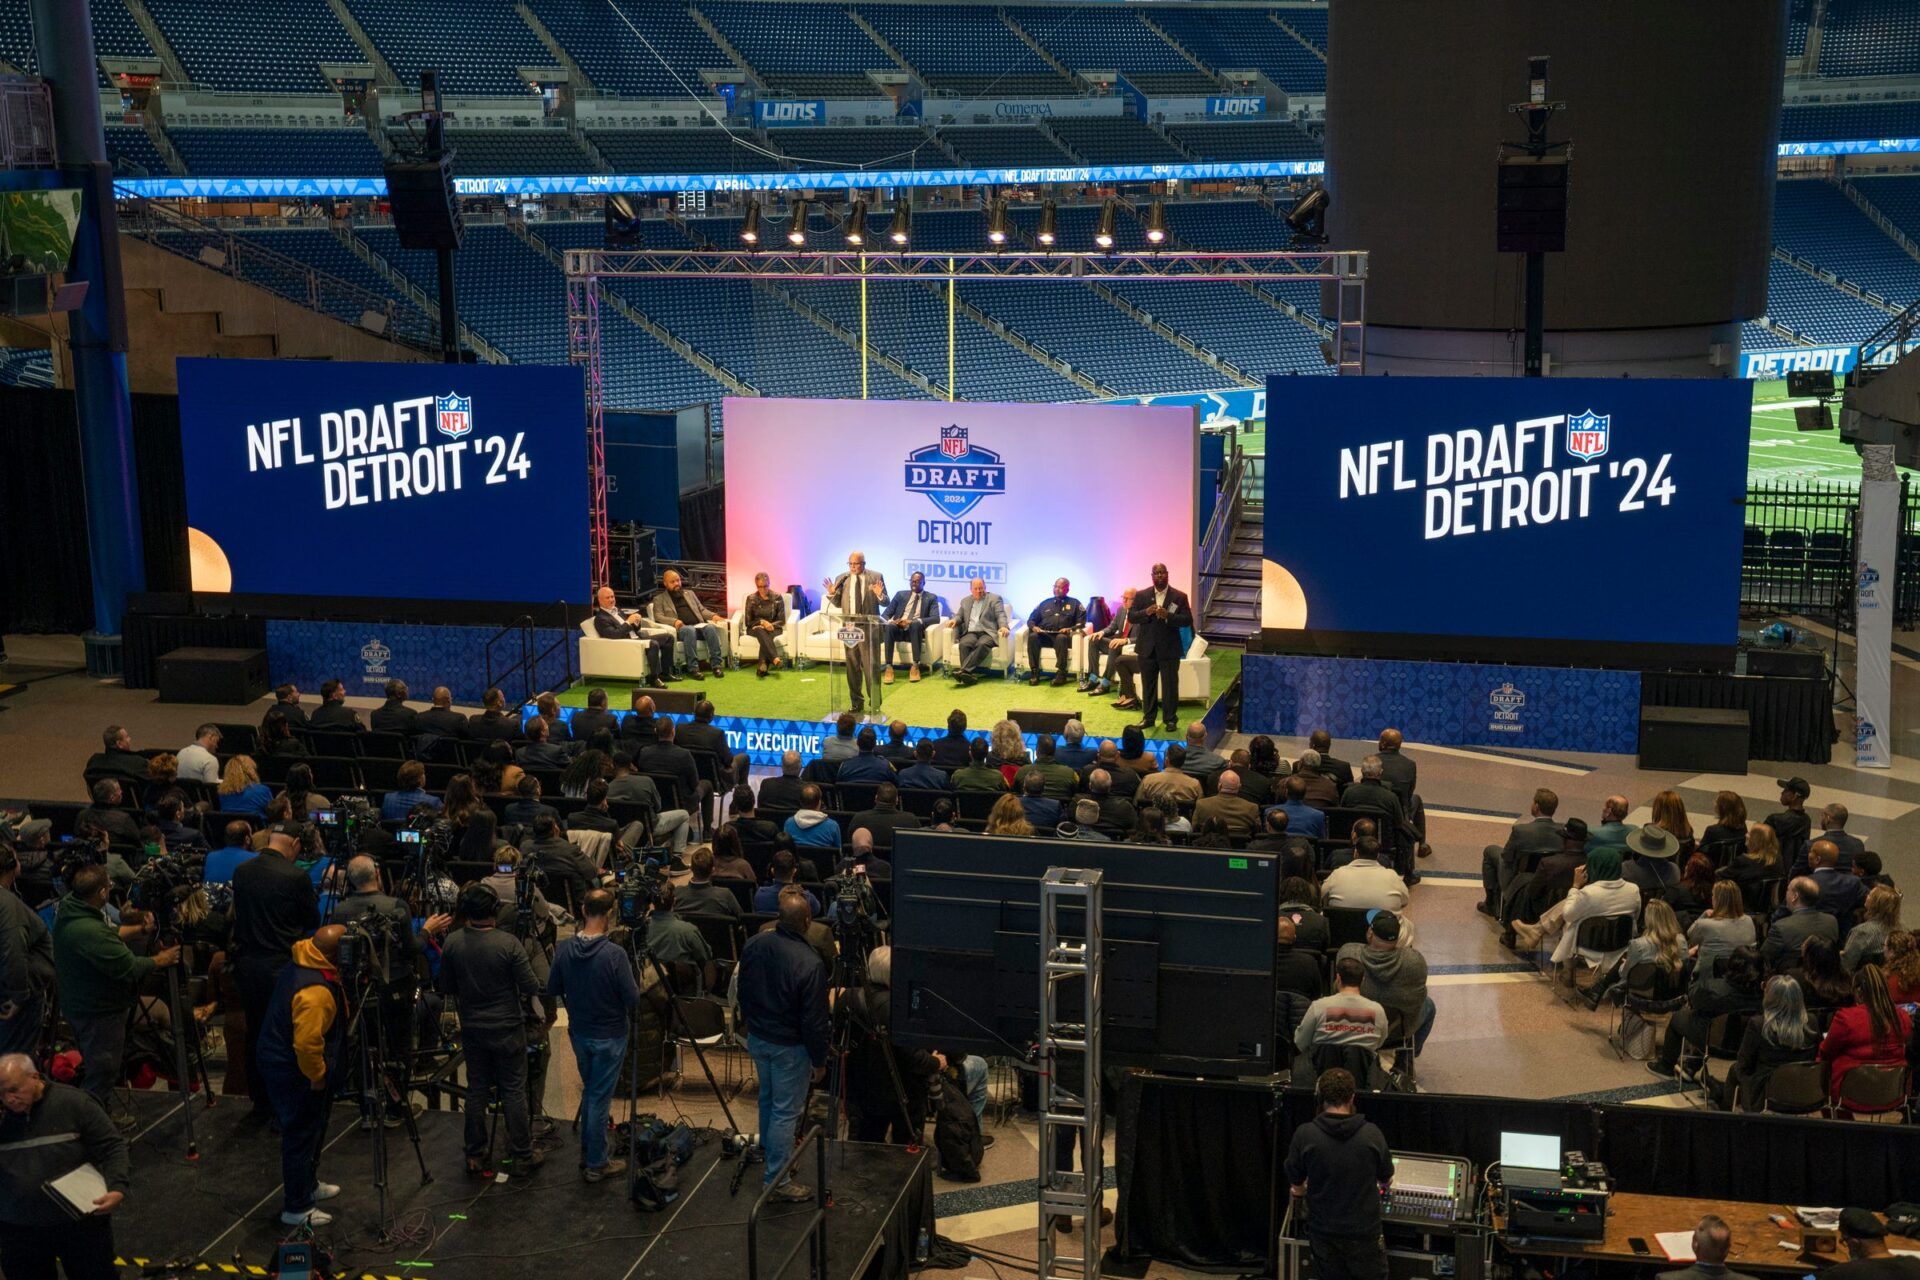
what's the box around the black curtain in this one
[679,482,724,563]
[1112,1074,1278,1272]
[1597,1105,1920,1208]
[1641,670,1834,764]
[0,385,187,634]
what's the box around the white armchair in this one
[727,591,801,663]
[1114,633,1214,704]
[578,616,673,681]
[1010,624,1090,677]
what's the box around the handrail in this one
[484,615,536,708]
[746,1123,829,1280]
[1196,445,1247,627]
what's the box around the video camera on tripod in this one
[311,796,379,862]
[611,850,670,930]
[128,849,208,943]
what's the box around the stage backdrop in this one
[1261,376,1751,666]
[724,398,1197,615]
[178,358,588,605]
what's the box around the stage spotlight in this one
[787,199,810,246]
[1145,199,1167,245]
[740,199,761,246]
[986,197,1009,246]
[845,198,869,246]
[1036,199,1058,247]
[1286,186,1329,242]
[1095,198,1117,250]
[889,202,912,245]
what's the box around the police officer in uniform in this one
[1024,579,1085,686]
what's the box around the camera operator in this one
[523,814,604,914]
[545,889,639,1183]
[481,846,559,1133]
[0,1052,132,1280]
[51,866,182,1106]
[231,827,320,1120]
[9,820,57,908]
[255,925,348,1227]
[839,944,938,1144]
[738,887,829,1201]
[439,884,545,1177]
[0,847,54,1055]
[330,857,452,1126]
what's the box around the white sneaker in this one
[313,1183,340,1202]
[280,1207,332,1227]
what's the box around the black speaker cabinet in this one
[156,646,269,705]
[1009,707,1080,736]
[384,155,463,251]
[1746,646,1826,679]
[1639,706,1749,773]
[652,688,700,716]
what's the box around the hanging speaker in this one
[384,154,463,251]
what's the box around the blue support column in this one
[29,0,144,674]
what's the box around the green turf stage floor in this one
[558,649,1241,742]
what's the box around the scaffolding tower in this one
[1036,866,1104,1280]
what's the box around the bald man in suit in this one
[823,550,887,715]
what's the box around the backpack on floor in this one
[932,1074,983,1181]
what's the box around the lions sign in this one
[903,426,1006,519]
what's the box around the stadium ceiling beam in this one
[563,248,1367,283]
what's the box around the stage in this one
[550,651,1241,766]
[109,1091,931,1280]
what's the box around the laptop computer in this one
[1501,1131,1562,1193]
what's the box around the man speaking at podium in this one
[823,551,886,716]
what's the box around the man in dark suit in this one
[1341,756,1412,877]
[590,585,675,690]
[835,729,898,785]
[514,718,572,771]
[85,725,152,788]
[414,687,468,746]
[619,693,657,752]
[1079,741,1140,798]
[637,717,702,830]
[876,720,916,765]
[1480,788,1565,918]
[823,551,887,713]
[1127,563,1192,732]
[1084,770,1137,837]
[569,688,621,743]
[880,571,942,683]
[1807,840,1866,922]
[1810,803,1866,874]
[370,680,417,737]
[503,777,560,829]
[272,685,311,729]
[1656,1215,1754,1280]
[309,679,365,733]
[1081,587,1139,704]
[848,783,922,848]
[1306,730,1352,790]
[929,710,972,770]
[466,688,523,742]
[758,752,809,812]
[1375,729,1416,805]
[679,699,745,786]
[77,778,142,846]
[1760,876,1839,972]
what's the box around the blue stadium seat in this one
[587,127,772,174]
[1851,175,1920,247]
[104,123,171,176]
[145,0,361,93]
[1150,7,1325,95]
[524,0,732,98]
[400,127,596,177]
[1105,281,1329,379]
[1780,100,1920,143]
[1817,0,1920,77]
[770,127,938,170]
[854,4,1074,97]
[1165,120,1321,162]
[696,0,892,97]
[932,126,1073,168]
[1007,6,1215,94]
[1772,180,1920,307]
[172,127,383,177]
[1761,260,1899,343]
[1048,117,1185,165]
[0,0,156,84]
[1739,322,1802,353]
[342,0,552,97]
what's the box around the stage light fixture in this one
[1036,199,1058,247]
[986,197,1009,246]
[888,201,911,245]
[1095,198,1117,249]
[787,199,810,246]
[1286,186,1329,241]
[845,198,869,246]
[1145,199,1167,245]
[740,199,761,245]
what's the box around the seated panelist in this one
[1024,578,1084,687]
[590,585,676,690]
[881,571,943,684]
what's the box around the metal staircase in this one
[1198,438,1263,642]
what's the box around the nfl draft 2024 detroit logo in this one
[902,426,1008,587]
[360,638,392,681]
[1488,682,1526,734]
[436,392,472,439]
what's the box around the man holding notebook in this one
[0,1051,131,1280]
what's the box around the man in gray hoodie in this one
[1336,912,1434,1056]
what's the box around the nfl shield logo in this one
[436,392,473,439]
[1565,409,1609,461]
[939,425,968,459]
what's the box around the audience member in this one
[754,852,820,915]
[1882,931,1920,1003]
[783,785,842,851]
[1711,976,1816,1113]
[876,720,915,764]
[76,780,140,846]
[86,726,152,788]
[175,724,222,786]
[1117,726,1159,778]
[1586,795,1632,851]
[1273,917,1323,1002]
[1662,853,1718,930]
[1019,773,1063,829]
[1687,880,1756,978]
[849,783,921,847]
[1764,777,1813,872]
[1375,728,1416,805]
[567,688,619,743]
[726,787,781,849]
[380,761,442,823]
[1807,840,1867,924]
[1797,936,1854,1012]
[515,718,570,770]
[1193,770,1260,838]
[985,795,1035,838]
[1701,792,1749,863]
[821,714,860,764]
[1249,808,1317,880]
[1293,955,1387,1066]
[1581,897,1687,1010]
[1722,823,1783,916]
[1137,744,1201,812]
[1763,877,1839,973]
[1650,790,1697,862]
[1080,741,1139,798]
[836,728,899,785]
[1338,911,1434,1056]
[1061,798,1111,842]
[1655,1216,1752,1280]
[1085,769,1138,836]
[1306,730,1353,789]
[952,739,1007,792]
[1322,840,1409,915]
[1181,723,1226,786]
[759,752,809,810]
[370,680,417,737]
[1480,788,1564,920]
[1280,876,1330,953]
[1340,757,1411,876]
[896,741,950,792]
[309,679,365,733]
[1015,736,1079,801]
[1621,823,1681,901]
[1811,803,1866,874]
[1818,964,1911,1106]
[1513,847,1640,970]
[1843,886,1901,973]
[1291,750,1342,810]
[1649,946,1765,1080]
[439,884,543,1177]
[929,711,972,770]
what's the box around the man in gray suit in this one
[945,577,1010,687]
[1657,1215,1754,1280]
[650,569,725,680]
[823,551,887,714]
[1761,876,1840,972]
[1480,788,1566,918]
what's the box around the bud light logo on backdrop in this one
[904,426,1006,518]
[755,100,824,126]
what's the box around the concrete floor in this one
[8,625,1920,1277]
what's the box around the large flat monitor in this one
[178,358,589,608]
[1260,376,1751,668]
[886,831,1279,1077]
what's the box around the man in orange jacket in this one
[255,925,347,1227]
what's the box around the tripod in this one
[125,917,213,1159]
[342,956,432,1239]
[824,892,916,1150]
[622,906,740,1204]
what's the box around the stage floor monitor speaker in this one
[1639,705,1749,774]
[1009,707,1081,736]
[156,646,269,705]
[653,688,700,715]
[1745,646,1826,679]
